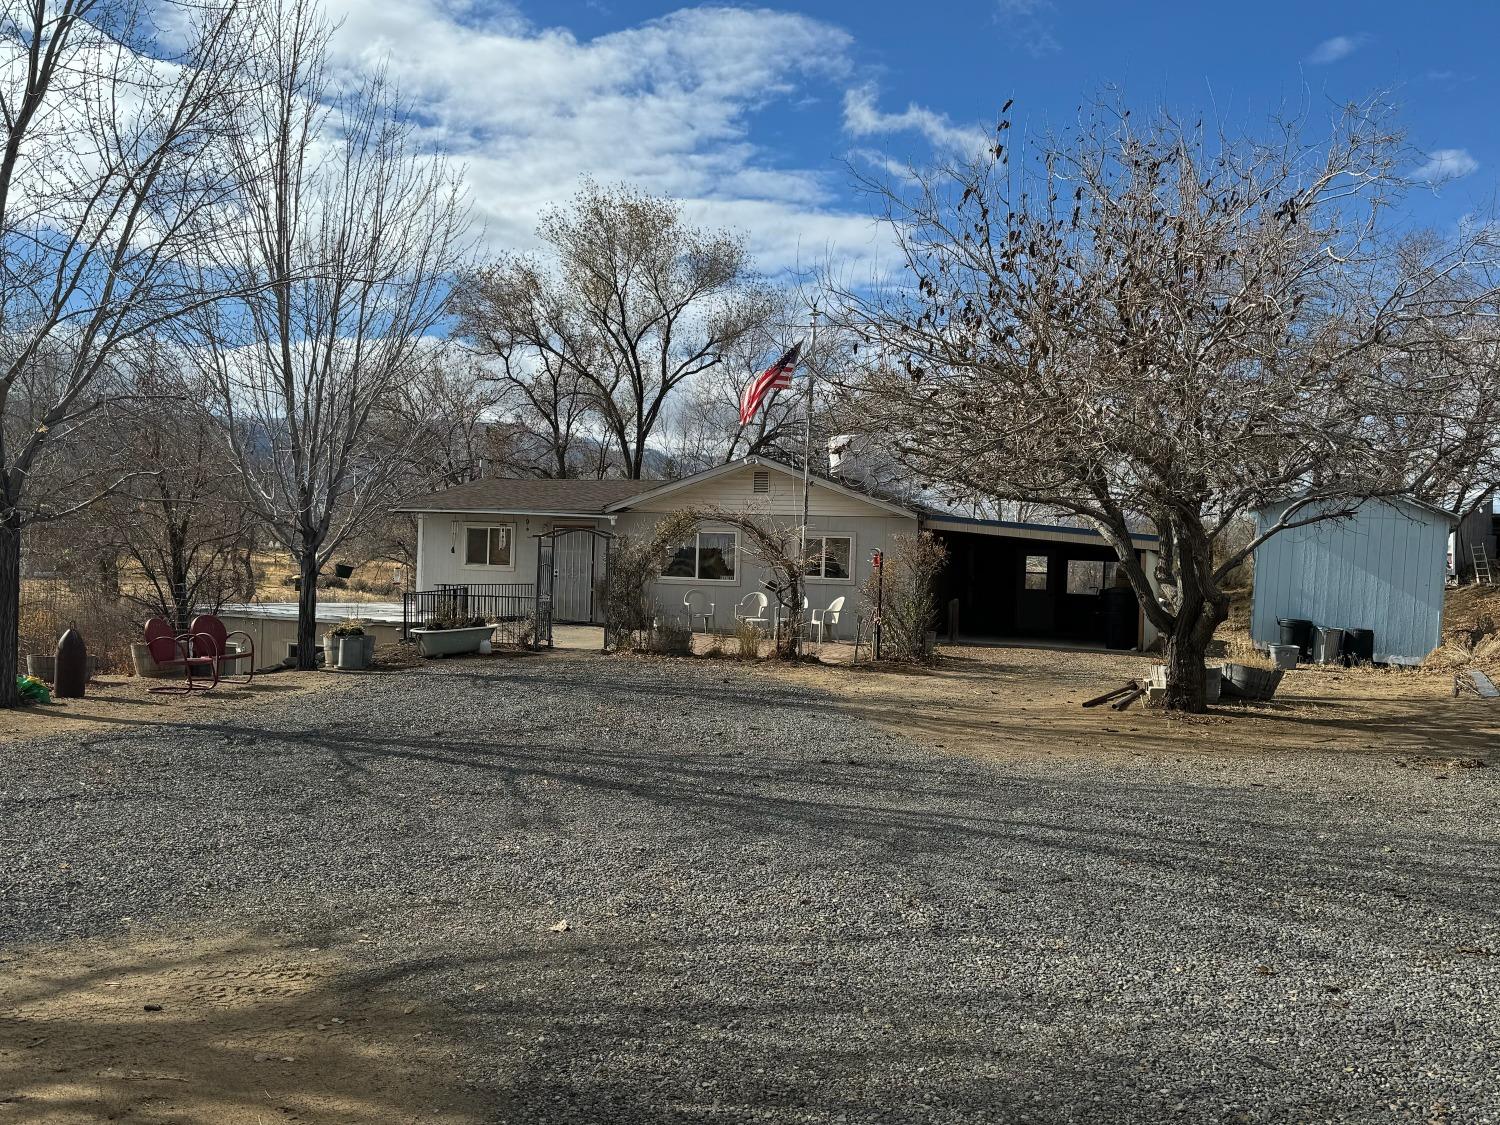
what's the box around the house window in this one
[663,531,738,582]
[1067,560,1122,595]
[1066,560,1104,595]
[807,534,854,580]
[1024,554,1049,590]
[464,524,513,568]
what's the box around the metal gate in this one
[553,529,597,622]
[534,526,614,649]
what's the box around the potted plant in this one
[335,621,374,670]
[410,613,493,658]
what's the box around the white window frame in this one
[461,523,517,571]
[659,529,740,584]
[806,533,856,584]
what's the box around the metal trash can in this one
[1102,586,1137,650]
[1312,626,1345,666]
[1343,628,1375,666]
[1277,618,1314,661]
[1267,643,1300,670]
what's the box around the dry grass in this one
[19,579,138,674]
[252,553,407,603]
[770,641,1498,765]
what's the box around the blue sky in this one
[323,0,1496,276]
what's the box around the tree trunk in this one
[0,517,20,707]
[296,548,319,671]
[1161,600,1228,713]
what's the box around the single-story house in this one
[393,456,1162,647]
[1250,495,1456,665]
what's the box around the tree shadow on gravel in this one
[39,696,1500,934]
[0,926,485,1124]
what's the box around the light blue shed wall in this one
[1249,498,1450,665]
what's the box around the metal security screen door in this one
[534,526,615,647]
[553,528,597,622]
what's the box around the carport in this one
[927,516,1159,650]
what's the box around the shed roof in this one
[393,477,657,515]
[1254,493,1458,526]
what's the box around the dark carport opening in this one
[932,529,1142,649]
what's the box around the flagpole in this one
[801,303,817,554]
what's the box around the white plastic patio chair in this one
[683,589,715,633]
[735,591,770,631]
[774,596,809,642]
[810,596,846,644]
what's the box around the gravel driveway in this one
[3,652,1498,1123]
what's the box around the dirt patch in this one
[0,672,340,746]
[772,643,1500,764]
[0,927,484,1124]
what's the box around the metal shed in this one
[1250,496,1456,665]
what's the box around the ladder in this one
[1473,544,1495,586]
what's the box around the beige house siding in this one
[409,463,919,641]
[415,513,607,591]
[615,509,918,639]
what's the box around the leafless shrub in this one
[599,512,699,651]
[863,532,947,663]
[734,618,764,660]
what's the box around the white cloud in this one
[843,84,987,158]
[311,1,895,278]
[1306,34,1368,64]
[1411,148,1479,184]
[993,0,1060,55]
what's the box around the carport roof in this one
[924,513,1159,549]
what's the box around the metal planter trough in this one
[411,624,493,658]
[1221,663,1286,702]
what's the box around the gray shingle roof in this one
[394,477,660,514]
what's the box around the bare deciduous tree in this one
[94,367,255,630]
[840,98,1500,710]
[185,0,470,668]
[0,0,254,705]
[452,181,777,479]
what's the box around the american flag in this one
[738,341,802,426]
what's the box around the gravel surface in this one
[3,651,1498,1124]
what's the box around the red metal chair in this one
[189,613,256,685]
[142,617,219,694]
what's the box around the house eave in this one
[602,455,921,518]
[392,507,616,521]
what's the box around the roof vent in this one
[753,470,770,493]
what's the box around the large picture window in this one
[464,524,514,568]
[1066,559,1122,595]
[807,534,853,580]
[663,531,738,582]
